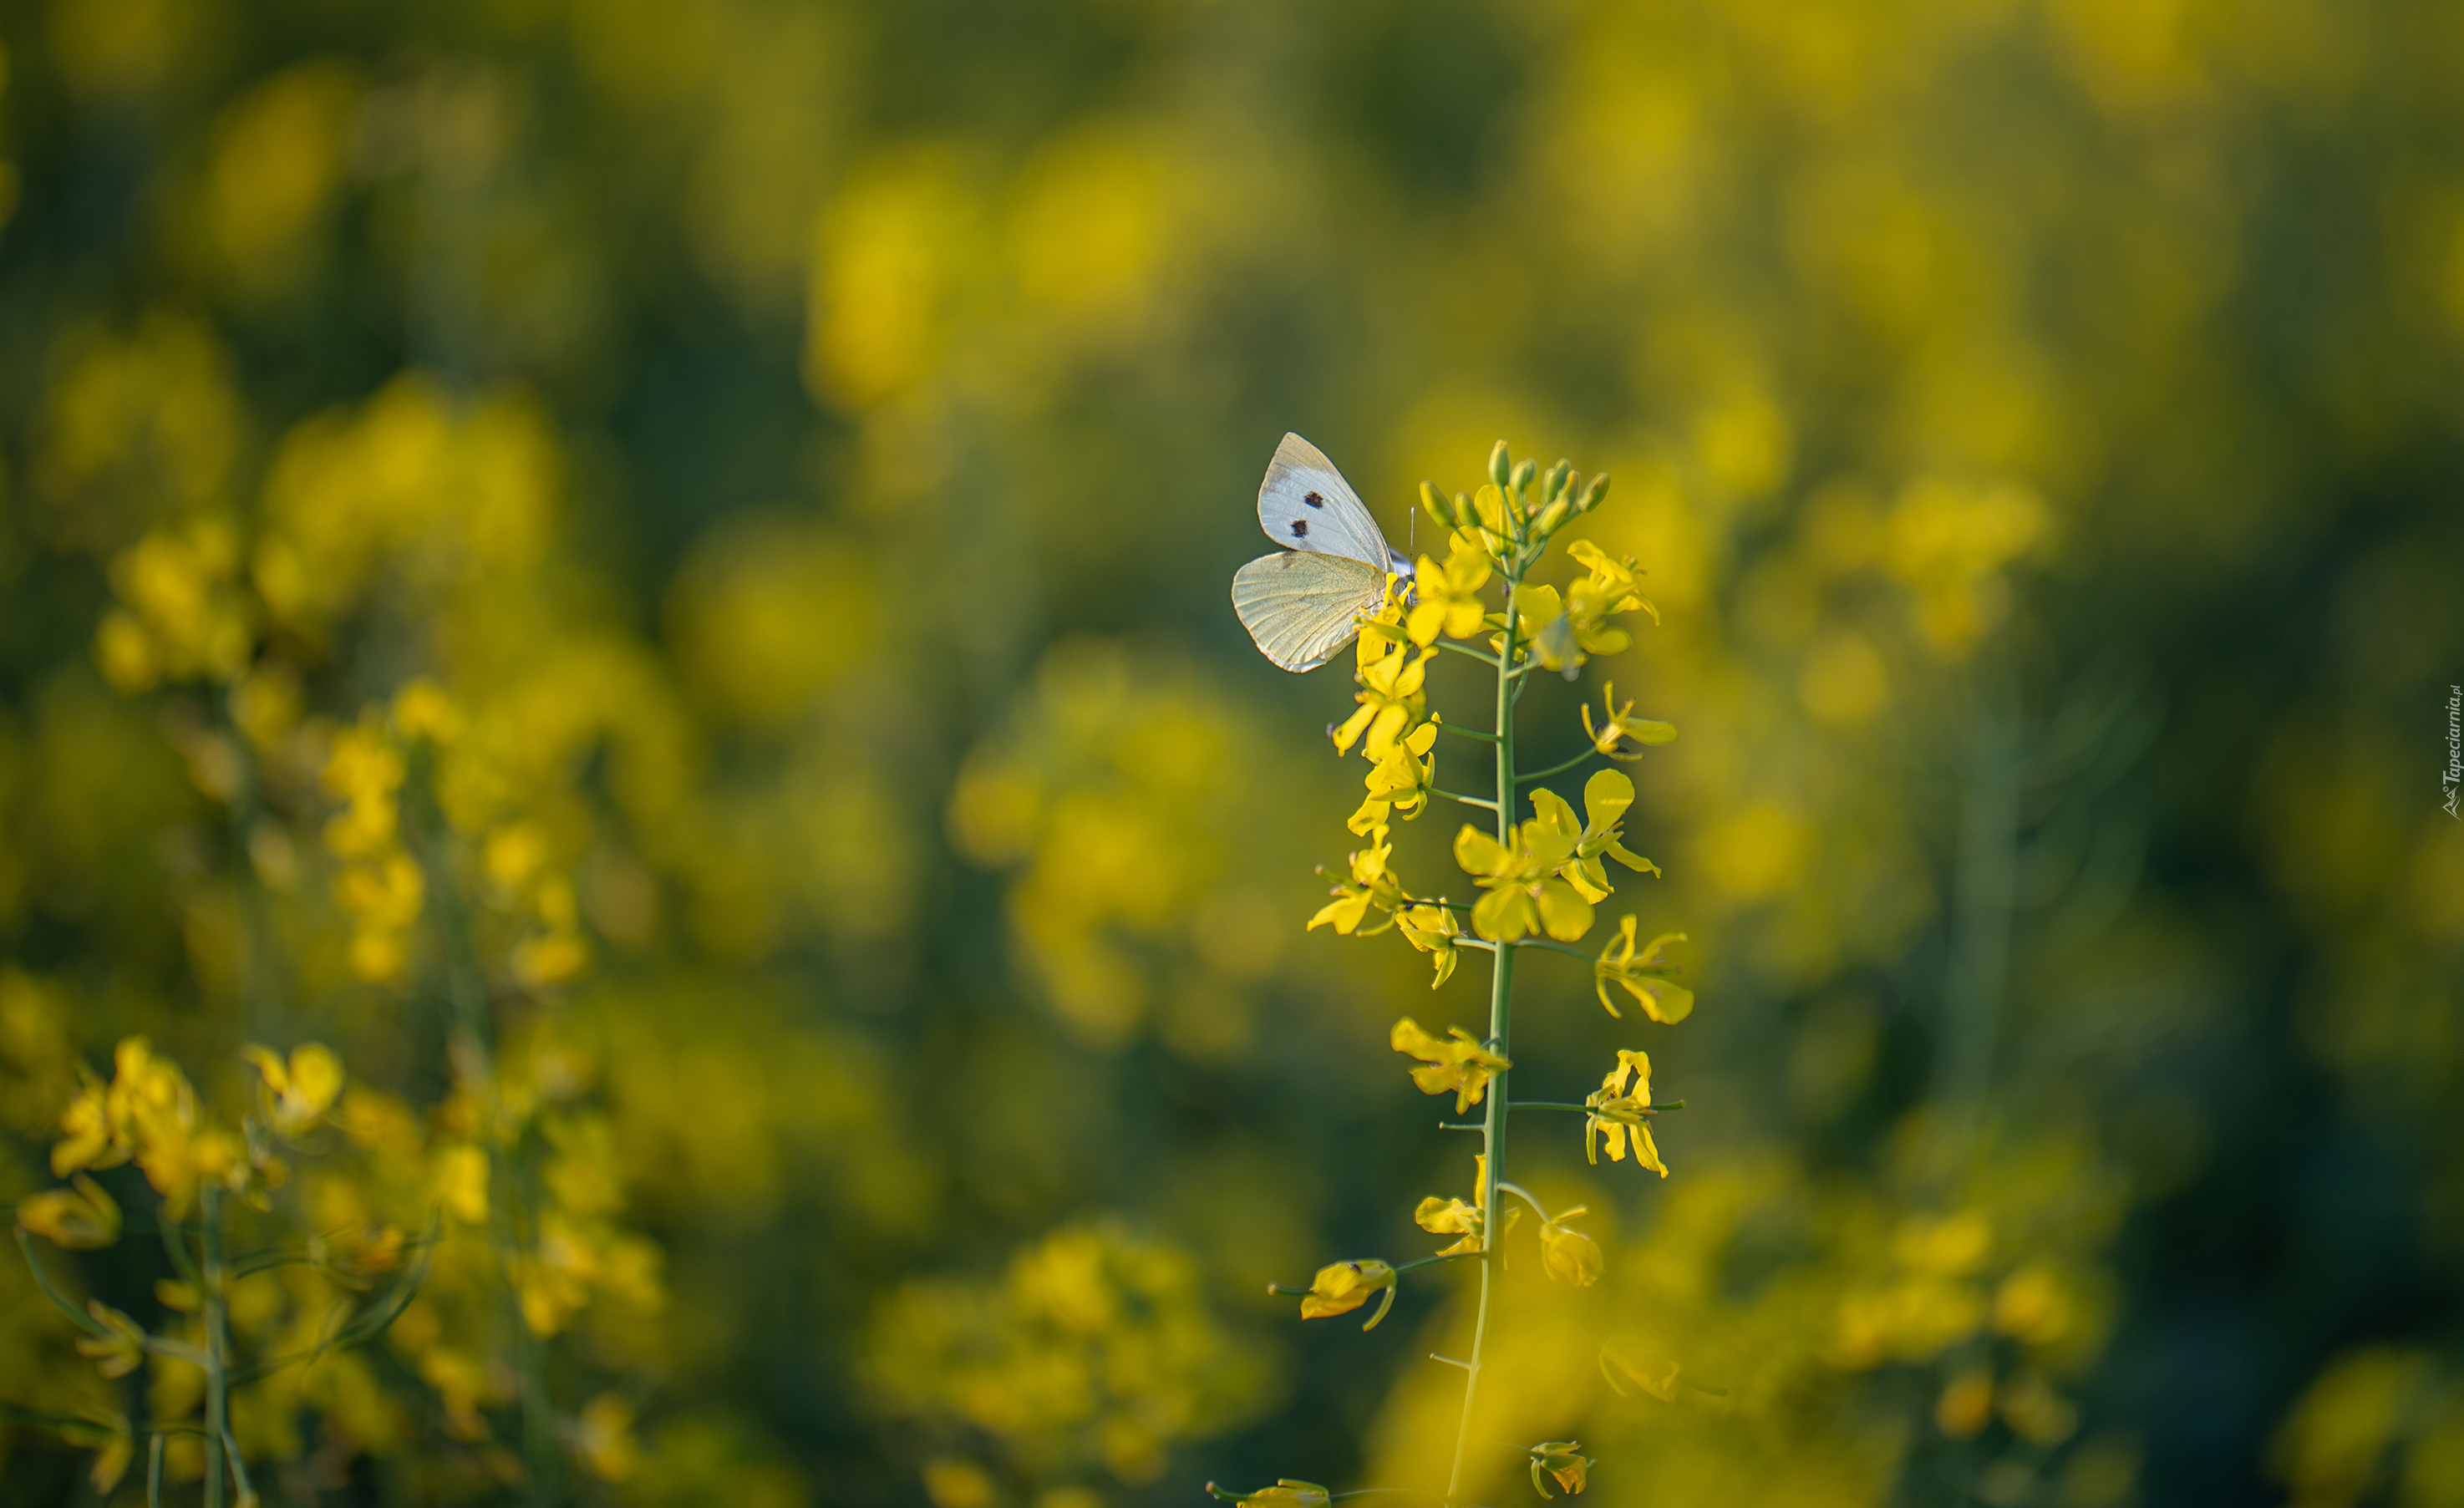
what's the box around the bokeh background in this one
[2,0,2460,1505]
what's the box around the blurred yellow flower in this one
[16,1173,122,1248]
[1593,918,1691,1022]
[1389,1018,1510,1113]
[1937,1369,1994,1439]
[1538,1206,1603,1287]
[243,1042,344,1136]
[1585,1048,1666,1177]
[1598,1338,1682,1402]
[433,1143,490,1223]
[75,1300,147,1379]
[575,1392,646,1482]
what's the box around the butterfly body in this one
[1232,434,1413,672]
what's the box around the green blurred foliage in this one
[0,0,2457,1505]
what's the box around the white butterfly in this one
[1232,434,1416,673]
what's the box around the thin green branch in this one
[1515,749,1602,786]
[202,1185,228,1508]
[1394,1251,1481,1276]
[159,1216,203,1289]
[1435,640,1503,668]
[1435,790,1498,810]
[1435,721,1499,744]
[1505,937,1593,964]
[1491,1181,1552,1222]
[13,1228,116,1338]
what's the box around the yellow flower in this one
[16,1173,123,1249]
[1332,642,1435,762]
[1414,1194,1485,1256]
[1395,903,1461,988]
[1348,719,1439,835]
[52,1072,127,1177]
[1593,918,1692,1022]
[1585,1049,1666,1177]
[1528,1441,1593,1498]
[1406,533,1493,646]
[56,1410,134,1495]
[1598,1338,1682,1401]
[1207,1481,1332,1508]
[576,1392,646,1482]
[75,1300,148,1379]
[1454,816,1591,942]
[1523,542,1657,678]
[1529,769,1659,903]
[391,677,461,744]
[1581,683,1676,757]
[1537,1206,1603,1287]
[243,1042,345,1136]
[1293,1260,1396,1329]
[320,724,405,860]
[1389,1018,1511,1112]
[1308,826,1405,936]
[1566,540,1657,623]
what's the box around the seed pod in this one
[1488,440,1511,488]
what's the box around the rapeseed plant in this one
[1217,441,1696,1505]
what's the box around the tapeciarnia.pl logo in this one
[2444,683,2461,820]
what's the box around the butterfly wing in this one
[1257,433,1395,571]
[1232,551,1387,673]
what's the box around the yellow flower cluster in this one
[52,1038,259,1217]
[1265,442,1695,1502]
[869,1222,1269,1489]
[93,515,257,693]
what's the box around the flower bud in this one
[17,1174,121,1249]
[1419,481,1453,532]
[1579,474,1612,512]
[1487,439,1511,488]
[1511,457,1537,493]
[1449,490,1476,529]
[1542,460,1571,500]
[1534,498,1570,537]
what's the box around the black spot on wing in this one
[1304,491,1326,509]
[1291,519,1308,537]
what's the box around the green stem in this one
[1435,640,1503,668]
[1435,790,1498,810]
[1435,721,1499,744]
[1505,937,1592,963]
[1514,749,1599,787]
[202,1186,228,1508]
[13,1227,118,1338]
[1446,551,1522,1504]
[1395,1251,1481,1276]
